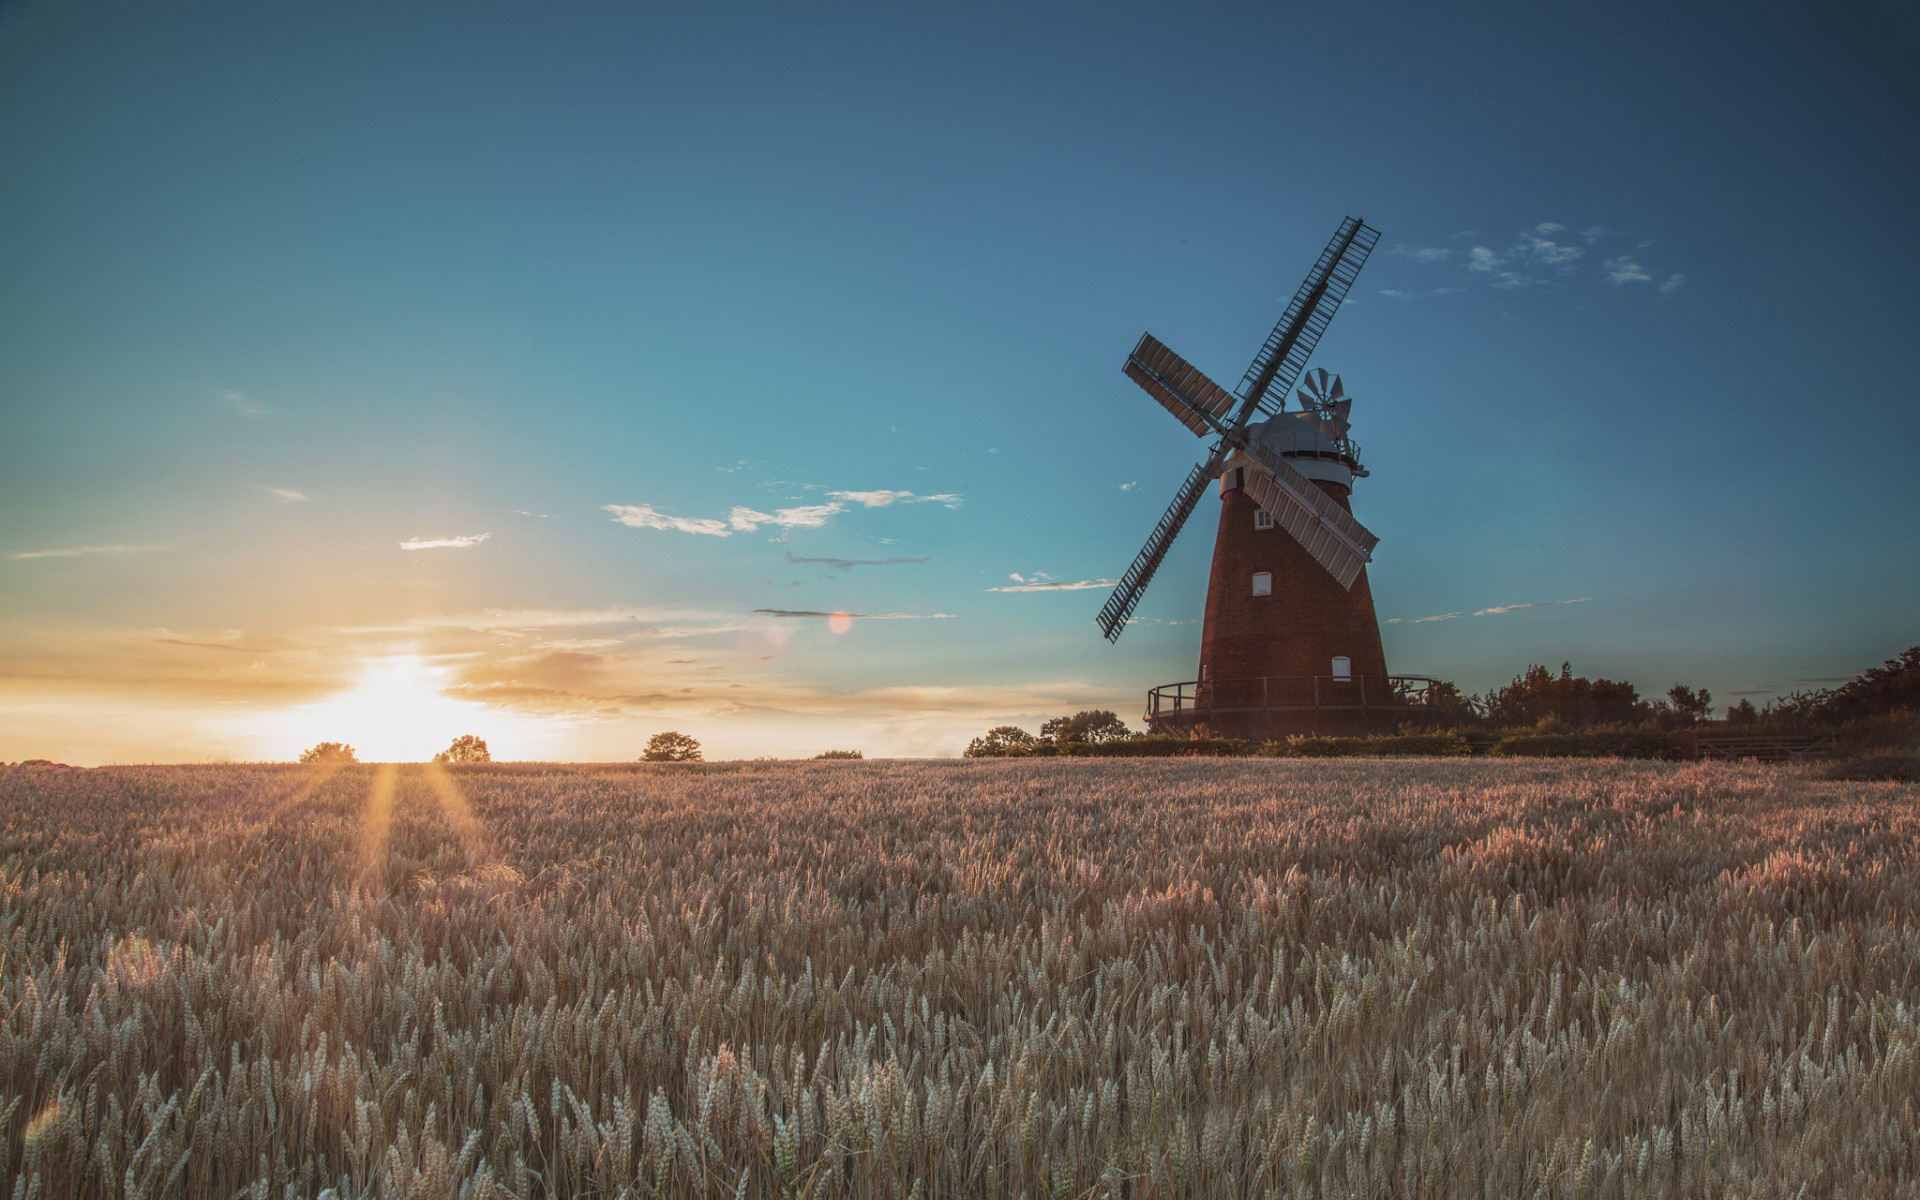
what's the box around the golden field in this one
[2,758,1917,1198]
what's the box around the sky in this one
[2,0,1916,762]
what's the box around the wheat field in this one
[2,758,1916,1198]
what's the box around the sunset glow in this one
[253,656,552,762]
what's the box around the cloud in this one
[1466,246,1504,272]
[1530,222,1565,235]
[10,544,162,560]
[727,504,842,531]
[987,578,1117,593]
[1387,595,1593,623]
[1658,273,1686,295]
[784,550,928,572]
[1603,256,1654,285]
[1382,287,1468,301]
[602,505,731,536]
[607,489,963,538]
[752,609,954,620]
[1389,244,1452,263]
[399,533,491,551]
[1119,481,1137,492]
[827,490,963,509]
[220,390,271,418]
[260,486,308,503]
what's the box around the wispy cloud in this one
[827,490,963,509]
[606,489,963,538]
[1397,224,1674,295]
[220,390,271,419]
[260,486,308,503]
[784,550,928,572]
[988,575,1117,593]
[603,505,733,536]
[10,543,162,560]
[399,533,491,551]
[1603,256,1654,285]
[1386,595,1593,624]
[752,609,954,620]
[1119,481,1138,492]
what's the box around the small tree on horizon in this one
[435,734,491,764]
[1040,710,1131,745]
[642,731,703,762]
[1666,685,1712,726]
[299,742,358,764]
[964,725,1042,758]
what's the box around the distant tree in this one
[1418,679,1480,723]
[1725,698,1761,724]
[813,749,863,760]
[964,725,1042,758]
[1666,685,1712,726]
[1483,663,1650,729]
[1820,646,1920,723]
[1040,710,1131,745]
[642,731,703,763]
[300,742,358,764]
[435,734,491,764]
[1764,689,1829,723]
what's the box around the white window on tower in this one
[1251,572,1272,597]
[1253,508,1274,530]
[1331,655,1352,681]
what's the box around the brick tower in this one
[1192,406,1391,739]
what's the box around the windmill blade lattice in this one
[1096,459,1220,641]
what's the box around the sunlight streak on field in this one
[422,760,489,866]
[357,762,396,887]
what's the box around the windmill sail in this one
[1096,460,1217,641]
[1238,441,1378,589]
[1124,333,1236,438]
[1232,217,1380,423]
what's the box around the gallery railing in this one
[1146,675,1446,723]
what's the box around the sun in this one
[261,654,549,762]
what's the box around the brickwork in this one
[1192,471,1394,738]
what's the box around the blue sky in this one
[2,0,1915,761]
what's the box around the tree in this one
[964,725,1042,758]
[642,731,703,762]
[813,749,863,760]
[1040,710,1131,745]
[300,742,358,764]
[435,734,491,764]
[1666,685,1712,726]
[1483,663,1649,729]
[1725,698,1761,724]
[1820,646,1920,723]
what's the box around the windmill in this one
[1097,216,1425,737]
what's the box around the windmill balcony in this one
[1145,674,1447,740]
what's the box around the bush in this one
[1262,732,1473,758]
[813,750,864,760]
[642,732,703,763]
[299,742,358,764]
[1824,751,1920,782]
[1488,728,1697,761]
[1058,735,1247,757]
